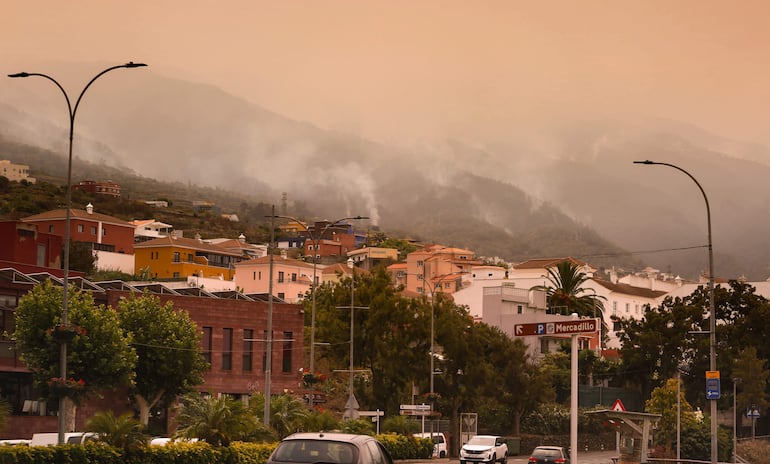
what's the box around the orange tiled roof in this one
[134,236,242,256]
[23,209,133,227]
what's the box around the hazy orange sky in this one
[5,0,770,145]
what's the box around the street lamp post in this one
[8,62,147,444]
[264,206,276,426]
[634,160,718,464]
[345,257,358,420]
[734,377,741,463]
[269,216,368,377]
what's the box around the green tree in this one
[266,393,310,439]
[14,281,136,429]
[86,410,148,450]
[117,293,208,426]
[69,241,97,276]
[614,294,704,400]
[645,378,699,455]
[543,260,605,318]
[732,346,769,428]
[174,393,257,446]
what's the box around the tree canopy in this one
[117,293,208,425]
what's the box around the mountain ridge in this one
[3,67,768,279]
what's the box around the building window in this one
[222,328,233,370]
[417,260,423,268]
[48,225,54,233]
[187,253,193,262]
[77,224,84,233]
[243,329,253,372]
[262,330,269,372]
[202,327,212,367]
[278,292,285,300]
[90,226,96,235]
[625,303,630,313]
[291,273,297,282]
[173,252,180,263]
[517,304,523,314]
[102,228,107,236]
[540,338,549,354]
[278,271,284,283]
[282,331,293,373]
[612,301,617,315]
[172,272,179,278]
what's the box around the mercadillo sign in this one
[514,318,599,337]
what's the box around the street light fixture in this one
[8,62,147,444]
[634,159,718,464]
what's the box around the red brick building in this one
[21,205,135,255]
[0,221,63,274]
[0,269,304,438]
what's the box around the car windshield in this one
[468,436,495,446]
[273,439,357,464]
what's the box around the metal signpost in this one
[514,318,600,464]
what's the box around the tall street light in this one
[270,215,368,380]
[263,206,277,425]
[345,257,359,420]
[8,62,147,444]
[733,377,741,464]
[634,159,718,464]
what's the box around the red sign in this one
[514,319,599,336]
[611,399,626,412]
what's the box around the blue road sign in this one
[536,324,545,334]
[706,378,720,400]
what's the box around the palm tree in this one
[267,393,310,439]
[174,393,257,446]
[85,410,148,450]
[543,260,605,320]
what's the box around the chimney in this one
[280,249,287,259]
[86,203,94,214]
[238,233,246,244]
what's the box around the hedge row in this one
[0,434,431,464]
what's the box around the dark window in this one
[278,271,285,283]
[243,329,253,372]
[173,252,180,263]
[291,273,297,282]
[90,226,96,235]
[282,331,293,373]
[262,330,269,372]
[517,305,523,314]
[222,328,233,370]
[202,327,212,367]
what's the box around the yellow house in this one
[134,235,243,280]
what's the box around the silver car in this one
[267,432,393,464]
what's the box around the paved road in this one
[412,451,619,464]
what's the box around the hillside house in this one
[134,235,243,280]
[0,160,35,183]
[22,204,135,274]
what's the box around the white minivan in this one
[414,432,448,458]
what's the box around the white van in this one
[414,432,448,458]
[30,432,96,446]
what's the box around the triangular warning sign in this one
[611,399,626,412]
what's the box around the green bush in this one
[375,433,433,460]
